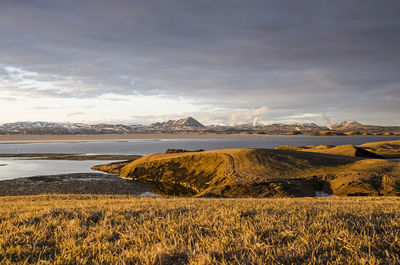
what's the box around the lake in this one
[0,158,118,181]
[0,135,398,180]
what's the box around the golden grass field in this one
[1,195,400,264]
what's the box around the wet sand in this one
[0,173,153,196]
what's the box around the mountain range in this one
[0,117,399,135]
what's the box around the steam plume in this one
[322,114,332,129]
[229,106,269,125]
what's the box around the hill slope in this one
[93,148,400,197]
[276,140,400,158]
[276,144,383,158]
[359,140,400,158]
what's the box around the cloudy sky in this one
[0,0,399,125]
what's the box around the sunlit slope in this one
[359,140,400,157]
[119,151,233,194]
[276,144,383,158]
[94,148,400,197]
[277,140,400,158]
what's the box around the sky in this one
[0,0,399,126]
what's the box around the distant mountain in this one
[333,121,362,128]
[231,122,320,132]
[150,117,205,130]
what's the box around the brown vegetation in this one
[276,140,400,159]
[360,140,400,158]
[1,195,399,264]
[165,149,205,154]
[312,131,345,136]
[276,144,383,158]
[93,147,400,197]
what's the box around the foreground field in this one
[1,195,399,264]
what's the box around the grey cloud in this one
[0,0,399,124]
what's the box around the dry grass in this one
[277,140,400,158]
[1,195,400,264]
[93,148,400,197]
[360,140,400,157]
[277,144,382,158]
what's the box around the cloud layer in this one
[0,0,399,125]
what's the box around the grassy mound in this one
[92,160,133,174]
[277,144,383,158]
[359,140,400,158]
[93,148,400,197]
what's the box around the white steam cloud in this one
[229,106,269,126]
[322,114,332,129]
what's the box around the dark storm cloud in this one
[0,0,399,124]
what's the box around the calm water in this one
[0,158,118,181]
[0,135,398,180]
[0,135,398,155]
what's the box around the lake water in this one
[0,135,398,180]
[1,135,398,155]
[0,158,118,181]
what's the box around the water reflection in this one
[0,158,118,181]
[0,136,398,155]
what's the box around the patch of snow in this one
[62,178,107,182]
[315,191,333,197]
[140,192,161,197]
